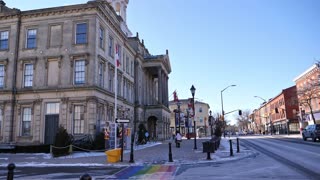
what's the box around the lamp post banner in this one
[175,112,179,126]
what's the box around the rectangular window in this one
[76,23,87,44]
[131,61,134,76]
[46,103,60,114]
[26,29,37,49]
[0,108,2,135]
[108,36,114,57]
[0,64,4,88]
[98,62,103,87]
[123,79,126,99]
[99,27,104,49]
[24,64,33,87]
[109,69,114,92]
[74,105,84,134]
[74,60,85,85]
[117,74,121,95]
[22,107,32,136]
[0,31,9,50]
[126,57,129,73]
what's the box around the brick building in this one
[294,63,320,129]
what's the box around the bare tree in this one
[235,109,251,131]
[297,78,319,125]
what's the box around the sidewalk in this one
[0,137,254,167]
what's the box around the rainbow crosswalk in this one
[108,165,177,179]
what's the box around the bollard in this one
[80,173,92,180]
[229,139,233,156]
[168,143,173,162]
[7,163,15,180]
[237,138,240,153]
[206,152,211,160]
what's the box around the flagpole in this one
[114,46,118,149]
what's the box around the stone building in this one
[0,0,171,146]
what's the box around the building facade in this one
[169,99,210,137]
[251,86,299,135]
[294,63,320,129]
[0,0,171,146]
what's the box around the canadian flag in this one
[115,44,121,68]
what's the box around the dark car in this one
[302,124,320,142]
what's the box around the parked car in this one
[302,124,320,142]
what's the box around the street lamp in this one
[221,85,236,116]
[186,109,190,140]
[253,96,267,103]
[254,95,272,135]
[177,101,181,134]
[190,85,197,150]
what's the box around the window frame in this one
[0,107,3,136]
[98,61,104,87]
[75,22,88,45]
[108,36,114,57]
[21,107,32,136]
[74,59,86,85]
[0,30,9,50]
[23,63,34,88]
[0,64,5,88]
[26,29,37,49]
[73,105,85,134]
[99,27,104,49]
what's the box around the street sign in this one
[116,118,130,123]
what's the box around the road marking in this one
[108,165,177,179]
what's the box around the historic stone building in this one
[0,0,171,146]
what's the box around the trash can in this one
[105,148,121,163]
[202,141,215,153]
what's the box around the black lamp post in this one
[190,85,197,150]
[177,101,181,133]
[186,109,190,140]
[209,110,213,137]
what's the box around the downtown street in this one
[1,135,320,180]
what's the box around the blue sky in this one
[5,0,320,124]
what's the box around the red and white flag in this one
[115,44,121,68]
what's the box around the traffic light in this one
[275,108,279,113]
[239,110,242,116]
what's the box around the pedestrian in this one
[145,131,149,143]
[175,131,182,148]
[172,131,176,141]
[104,128,110,150]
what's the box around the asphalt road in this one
[1,136,319,179]
[175,136,320,180]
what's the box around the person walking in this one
[175,131,182,148]
[104,128,110,150]
[145,131,149,143]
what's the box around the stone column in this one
[165,75,168,107]
[158,68,162,104]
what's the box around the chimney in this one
[166,49,169,55]
[142,39,144,46]
[136,32,139,38]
